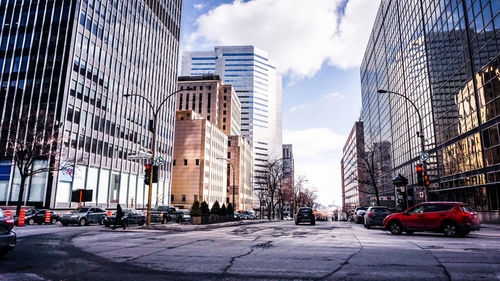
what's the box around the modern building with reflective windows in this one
[0,0,182,210]
[361,0,500,222]
[181,46,283,179]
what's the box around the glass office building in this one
[361,0,499,222]
[181,46,283,179]
[0,0,182,209]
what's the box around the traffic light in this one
[416,164,424,186]
[424,174,430,187]
[144,164,151,184]
[152,165,159,183]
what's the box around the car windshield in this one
[299,209,312,213]
[73,207,90,213]
[153,206,167,211]
[25,209,37,215]
[461,205,475,212]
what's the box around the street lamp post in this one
[218,157,236,210]
[377,89,428,201]
[124,88,189,226]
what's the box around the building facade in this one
[341,122,369,211]
[361,0,500,222]
[177,75,241,136]
[227,135,253,211]
[282,144,294,216]
[171,110,227,209]
[0,0,182,209]
[180,46,283,181]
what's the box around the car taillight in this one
[312,212,315,215]
[368,212,374,217]
[4,218,14,225]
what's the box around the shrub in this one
[227,203,234,216]
[201,201,210,216]
[190,201,201,217]
[211,201,221,216]
[220,204,227,216]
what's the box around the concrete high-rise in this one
[0,0,182,209]
[282,144,294,216]
[181,46,283,177]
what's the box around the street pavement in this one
[1,221,499,280]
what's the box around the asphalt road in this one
[1,221,500,280]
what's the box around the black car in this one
[60,207,107,226]
[104,209,146,227]
[364,206,392,228]
[14,209,60,225]
[0,209,16,257]
[354,207,368,224]
[295,207,315,225]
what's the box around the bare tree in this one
[355,141,392,207]
[283,175,307,218]
[0,111,67,215]
[254,158,283,220]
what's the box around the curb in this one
[135,219,279,233]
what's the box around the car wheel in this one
[389,221,403,235]
[79,218,87,226]
[162,218,167,224]
[61,222,68,226]
[405,231,414,235]
[0,248,9,257]
[311,221,315,225]
[443,222,458,237]
[99,217,105,225]
[365,223,371,229]
[104,222,109,227]
[51,218,57,225]
[138,220,145,226]
[295,221,299,225]
[28,218,35,225]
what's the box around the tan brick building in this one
[177,75,241,136]
[227,136,253,211]
[171,111,228,209]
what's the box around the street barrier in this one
[45,211,51,223]
[18,209,26,226]
[5,210,11,217]
[107,211,112,217]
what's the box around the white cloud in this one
[323,92,344,100]
[290,103,311,113]
[188,0,381,78]
[284,128,346,206]
[193,3,206,10]
[283,128,345,158]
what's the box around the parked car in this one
[181,209,190,222]
[354,207,368,224]
[60,207,107,226]
[364,206,392,228]
[383,202,480,237]
[0,209,16,257]
[104,209,145,227]
[14,209,59,225]
[237,210,252,220]
[295,207,315,225]
[150,206,184,223]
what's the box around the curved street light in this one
[124,87,191,226]
[217,157,236,210]
[377,89,428,201]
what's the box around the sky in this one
[179,0,381,207]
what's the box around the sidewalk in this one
[121,219,279,233]
[481,223,500,231]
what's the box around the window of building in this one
[184,159,188,165]
[228,152,231,158]
[171,194,174,202]
[196,159,199,165]
[182,195,186,202]
[173,159,176,166]
[194,195,198,202]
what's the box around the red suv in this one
[383,202,480,237]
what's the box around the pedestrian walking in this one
[113,204,124,230]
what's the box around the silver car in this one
[364,206,392,228]
[0,209,16,256]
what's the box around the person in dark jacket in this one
[113,204,124,230]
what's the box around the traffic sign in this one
[420,152,430,162]
[155,156,165,166]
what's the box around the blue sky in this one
[179,0,381,206]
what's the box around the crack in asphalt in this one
[124,239,215,262]
[221,241,273,276]
[408,240,452,281]
[319,226,363,280]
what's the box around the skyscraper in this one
[0,0,182,209]
[181,46,283,177]
[361,0,500,222]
